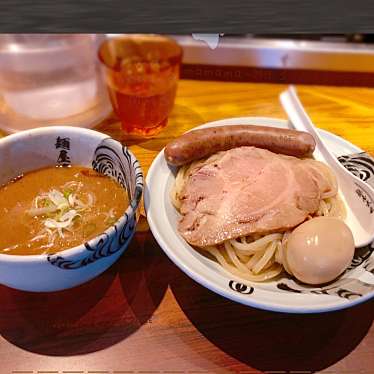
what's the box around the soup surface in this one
[0,166,129,255]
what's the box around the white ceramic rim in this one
[0,125,143,263]
[145,116,374,314]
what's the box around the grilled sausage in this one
[164,125,316,166]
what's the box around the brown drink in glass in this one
[99,35,182,137]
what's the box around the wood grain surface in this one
[0,80,373,374]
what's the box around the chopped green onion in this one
[63,189,73,199]
[29,184,96,239]
[42,199,52,207]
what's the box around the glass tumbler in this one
[98,34,183,138]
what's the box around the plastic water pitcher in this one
[0,34,111,133]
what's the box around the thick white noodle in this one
[173,157,344,282]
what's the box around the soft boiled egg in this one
[284,217,355,285]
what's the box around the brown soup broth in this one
[0,166,129,255]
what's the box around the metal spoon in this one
[280,85,374,248]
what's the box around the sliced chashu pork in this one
[178,146,337,247]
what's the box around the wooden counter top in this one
[0,80,373,374]
[95,80,374,176]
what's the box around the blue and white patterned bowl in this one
[0,126,143,292]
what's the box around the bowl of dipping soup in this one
[0,126,143,292]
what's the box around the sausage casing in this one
[164,125,316,166]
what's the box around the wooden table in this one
[0,80,373,374]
